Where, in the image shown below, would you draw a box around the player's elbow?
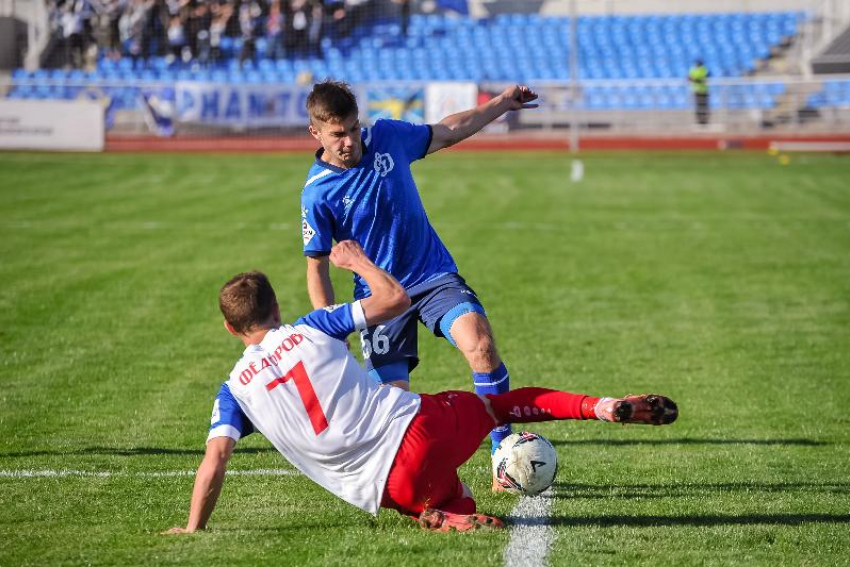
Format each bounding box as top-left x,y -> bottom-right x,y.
433,123 -> 464,151
204,438 -> 235,469
386,288 -> 411,318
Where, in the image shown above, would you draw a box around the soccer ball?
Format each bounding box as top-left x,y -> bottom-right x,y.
492,431 -> 558,496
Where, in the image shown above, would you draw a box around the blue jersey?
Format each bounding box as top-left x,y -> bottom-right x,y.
301,119 -> 458,300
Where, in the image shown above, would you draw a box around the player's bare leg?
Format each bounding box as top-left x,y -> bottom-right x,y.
449,312 -> 512,492
449,312 -> 501,374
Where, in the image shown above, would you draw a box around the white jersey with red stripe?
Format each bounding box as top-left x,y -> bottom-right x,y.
217,301 -> 421,515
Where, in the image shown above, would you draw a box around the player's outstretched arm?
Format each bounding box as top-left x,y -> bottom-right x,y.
162,436 -> 235,534
329,240 -> 410,326
427,84 -> 538,154
306,255 -> 335,309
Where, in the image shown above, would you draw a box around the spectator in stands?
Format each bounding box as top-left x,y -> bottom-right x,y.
166,14 -> 188,62
308,0 -> 324,57
92,0 -> 124,62
688,59 -> 710,125
327,0 -> 373,38
185,0 -> 212,62
120,0 -> 154,61
47,0 -> 380,67
266,0 -> 285,59
61,0 -> 89,69
238,0 -> 262,67
393,0 -> 410,37
284,0 -> 322,58
208,0 -> 233,63
323,0 -> 346,39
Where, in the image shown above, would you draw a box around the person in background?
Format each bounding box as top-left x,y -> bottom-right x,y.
688,59 -> 710,126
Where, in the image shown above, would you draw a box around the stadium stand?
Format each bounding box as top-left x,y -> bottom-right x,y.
806,77 -> 850,108
6,8 -> 805,114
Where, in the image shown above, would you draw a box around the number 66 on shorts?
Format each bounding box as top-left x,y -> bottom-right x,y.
360,325 -> 390,358
358,309 -> 420,375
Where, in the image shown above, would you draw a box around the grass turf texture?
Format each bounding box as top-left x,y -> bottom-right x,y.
0,150 -> 848,566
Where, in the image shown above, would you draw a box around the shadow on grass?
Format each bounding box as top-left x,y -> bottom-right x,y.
0,446 -> 279,458
549,438 -> 827,447
509,513 -> 850,528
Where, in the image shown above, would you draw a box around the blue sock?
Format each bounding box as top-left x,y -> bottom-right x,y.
472,363 -> 512,453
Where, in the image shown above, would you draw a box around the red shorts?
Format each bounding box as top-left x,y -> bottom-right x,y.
380,391 -> 496,516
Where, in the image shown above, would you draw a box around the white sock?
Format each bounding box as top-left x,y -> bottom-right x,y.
595,397 -> 615,422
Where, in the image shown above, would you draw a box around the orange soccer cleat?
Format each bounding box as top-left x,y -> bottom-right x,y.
418,509 -> 505,532
596,394 -> 678,425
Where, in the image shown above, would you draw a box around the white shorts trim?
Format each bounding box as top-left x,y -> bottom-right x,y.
207,424 -> 242,443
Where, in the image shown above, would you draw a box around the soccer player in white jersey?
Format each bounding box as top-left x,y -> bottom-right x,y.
301,81 -> 539,479
165,241 -> 679,534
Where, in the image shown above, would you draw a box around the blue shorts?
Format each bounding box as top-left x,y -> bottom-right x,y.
359,273 -> 486,378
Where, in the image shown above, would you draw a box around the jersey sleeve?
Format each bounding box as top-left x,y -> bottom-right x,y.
301,190 -> 335,257
207,382 -> 255,442
382,119 -> 433,162
294,301 -> 367,341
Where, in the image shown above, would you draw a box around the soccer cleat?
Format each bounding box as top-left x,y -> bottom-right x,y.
596,394 -> 678,425
418,509 -> 505,532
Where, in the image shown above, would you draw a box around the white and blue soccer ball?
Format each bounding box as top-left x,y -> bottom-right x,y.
492,431 -> 558,496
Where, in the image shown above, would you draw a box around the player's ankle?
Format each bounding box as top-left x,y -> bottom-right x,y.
592,397 -> 617,422
581,396 -> 602,419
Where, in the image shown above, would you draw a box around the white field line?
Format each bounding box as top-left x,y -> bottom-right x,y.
504,488 -> 555,567
0,468 -> 299,478
0,466 -> 492,479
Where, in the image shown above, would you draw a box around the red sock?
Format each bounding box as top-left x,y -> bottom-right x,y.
486,388 -> 601,424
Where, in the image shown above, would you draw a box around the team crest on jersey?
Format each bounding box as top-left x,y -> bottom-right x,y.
302,220 -> 316,245
374,152 -> 394,177
322,304 -> 344,313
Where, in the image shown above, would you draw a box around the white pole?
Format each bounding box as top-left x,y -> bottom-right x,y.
569,0 -> 583,182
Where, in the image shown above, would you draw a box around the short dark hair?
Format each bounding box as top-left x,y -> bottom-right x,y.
306,80 -> 358,124
219,271 -> 278,334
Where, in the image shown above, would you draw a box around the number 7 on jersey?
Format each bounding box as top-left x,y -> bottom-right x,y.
266,361 -> 329,435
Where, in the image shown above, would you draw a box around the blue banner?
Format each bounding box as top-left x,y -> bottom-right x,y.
176,83 -> 312,128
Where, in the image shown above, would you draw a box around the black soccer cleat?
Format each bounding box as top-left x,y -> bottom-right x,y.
615,394 -> 678,425
598,394 -> 678,425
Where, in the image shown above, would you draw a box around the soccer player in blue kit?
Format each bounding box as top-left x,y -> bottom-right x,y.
300,81 -> 538,480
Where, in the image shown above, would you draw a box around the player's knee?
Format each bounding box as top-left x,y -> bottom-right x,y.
457,331 -> 499,368
448,312 -> 492,351
461,333 -> 495,358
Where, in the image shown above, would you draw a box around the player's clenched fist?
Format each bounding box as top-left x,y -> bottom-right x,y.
502,85 -> 539,110
329,240 -> 372,272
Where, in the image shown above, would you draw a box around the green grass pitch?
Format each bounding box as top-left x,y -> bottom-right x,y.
0,150 -> 848,566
